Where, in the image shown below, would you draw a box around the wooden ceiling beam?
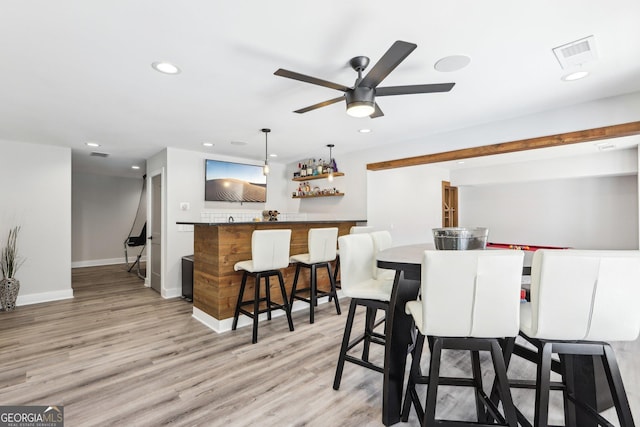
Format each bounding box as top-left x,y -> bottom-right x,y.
366,121 -> 640,171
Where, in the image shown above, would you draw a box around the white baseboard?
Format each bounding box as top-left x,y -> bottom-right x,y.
16,289 -> 74,306
162,287 -> 182,299
72,256 -> 147,268
192,292 -> 343,334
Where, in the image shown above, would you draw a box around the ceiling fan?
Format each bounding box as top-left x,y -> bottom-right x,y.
274,40 -> 455,118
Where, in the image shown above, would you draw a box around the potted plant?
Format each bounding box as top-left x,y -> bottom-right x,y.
1,226 -> 25,311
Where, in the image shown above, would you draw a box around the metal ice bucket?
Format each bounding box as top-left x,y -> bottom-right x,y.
432,227 -> 488,250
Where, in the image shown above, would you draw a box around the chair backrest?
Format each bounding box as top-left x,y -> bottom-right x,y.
338,233 -> 375,294
421,250 -> 524,338
528,249 -> 640,341
307,227 -> 338,263
350,226 -> 374,234
251,229 -> 292,271
370,230 -> 394,280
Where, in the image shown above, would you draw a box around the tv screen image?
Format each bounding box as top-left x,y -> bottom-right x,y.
205,159 -> 266,202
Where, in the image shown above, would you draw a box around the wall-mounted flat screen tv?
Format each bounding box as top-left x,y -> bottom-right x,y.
205,159 -> 266,202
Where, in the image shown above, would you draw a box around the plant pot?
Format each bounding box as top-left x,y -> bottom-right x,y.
0,278 -> 20,311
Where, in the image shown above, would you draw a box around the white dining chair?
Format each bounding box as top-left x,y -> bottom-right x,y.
402,249 -> 524,427
333,232 -> 394,390
290,227 -> 340,323
510,249 -> 640,427
231,229 -> 294,344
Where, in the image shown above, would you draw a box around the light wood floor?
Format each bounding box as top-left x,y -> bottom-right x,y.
0,264 -> 637,426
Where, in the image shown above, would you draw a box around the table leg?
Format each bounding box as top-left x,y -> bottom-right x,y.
382,270 -> 421,426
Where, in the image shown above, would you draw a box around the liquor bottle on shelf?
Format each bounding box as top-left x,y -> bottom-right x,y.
306,160 -> 313,177
300,162 -> 307,177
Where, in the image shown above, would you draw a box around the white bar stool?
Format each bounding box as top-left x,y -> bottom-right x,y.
505,249 -> 640,427
333,232 -> 395,390
290,227 -> 340,324
402,249 -> 524,427
231,229 -> 294,344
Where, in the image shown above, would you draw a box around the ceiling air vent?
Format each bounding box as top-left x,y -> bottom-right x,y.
553,35 -> 597,69
90,152 -> 109,158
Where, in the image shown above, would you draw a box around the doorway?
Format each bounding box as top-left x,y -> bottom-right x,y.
442,181 -> 458,227
150,173 -> 162,293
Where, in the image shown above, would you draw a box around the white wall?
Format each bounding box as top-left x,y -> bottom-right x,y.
367,165 -> 450,245
72,172 -> 145,266
149,147 -> 289,298
0,139 -> 73,305
459,175 -> 638,249
344,91 -> 640,249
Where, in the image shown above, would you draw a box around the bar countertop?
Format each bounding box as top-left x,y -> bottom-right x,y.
177,219 -> 366,225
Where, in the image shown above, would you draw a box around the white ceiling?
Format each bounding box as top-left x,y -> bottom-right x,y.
2,1 -> 640,178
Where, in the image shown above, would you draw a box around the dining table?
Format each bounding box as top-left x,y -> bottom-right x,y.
375,242 -> 612,427
376,243 -> 431,426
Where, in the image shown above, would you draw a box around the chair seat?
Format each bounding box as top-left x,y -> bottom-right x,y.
234,260 -> 260,273
405,300 -> 423,334
342,277 -> 393,301
290,252 -> 336,264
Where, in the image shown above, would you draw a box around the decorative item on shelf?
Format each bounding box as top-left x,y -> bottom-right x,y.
261,128 -> 270,176
326,144 -> 335,181
1,226 -> 25,312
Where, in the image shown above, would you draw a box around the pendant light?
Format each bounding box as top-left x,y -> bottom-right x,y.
261,128 -> 271,175
326,144 -> 335,182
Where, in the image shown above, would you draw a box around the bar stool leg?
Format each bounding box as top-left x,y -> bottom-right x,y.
277,271 -> 294,332
534,342 -> 553,427
309,264 -> 316,323
559,353 -> 577,427
333,299 -> 357,390
602,344 -> 635,427
471,350 -> 486,421
290,264 -> 301,306
252,274 -> 261,344
424,337 -> 443,426
401,332 -> 425,422
326,263 -> 341,315
362,307 -> 375,361
489,340 -> 518,427
265,275 -> 272,320
232,272 -> 248,331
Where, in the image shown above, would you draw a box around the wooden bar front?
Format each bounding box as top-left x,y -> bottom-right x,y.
186,220 -> 360,320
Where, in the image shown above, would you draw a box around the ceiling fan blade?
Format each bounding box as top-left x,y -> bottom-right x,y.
376,82 -> 456,96
294,96 -> 345,114
358,40 -> 417,89
275,69 -> 350,92
370,103 -> 384,118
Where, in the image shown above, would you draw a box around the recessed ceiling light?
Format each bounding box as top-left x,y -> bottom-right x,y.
202,142 -> 214,147
269,153 -> 278,158
561,71 -> 589,81
131,165 -> 141,170
434,55 -> 471,72
85,142 -> 100,147
230,141 -> 247,146
358,129 -> 371,133
151,61 -> 181,75
457,160 -> 465,164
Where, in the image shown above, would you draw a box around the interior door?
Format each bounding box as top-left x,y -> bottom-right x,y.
150,174 -> 162,293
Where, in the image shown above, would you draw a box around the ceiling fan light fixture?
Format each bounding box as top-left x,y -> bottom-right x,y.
346,86 -> 375,118
346,102 -> 375,118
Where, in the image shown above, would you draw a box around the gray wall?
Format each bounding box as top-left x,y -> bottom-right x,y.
72,172 -> 145,266
0,139 -> 72,305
